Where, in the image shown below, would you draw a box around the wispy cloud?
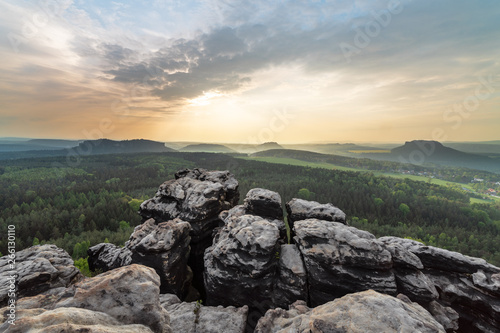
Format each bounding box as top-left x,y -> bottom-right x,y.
0,0 -> 499,141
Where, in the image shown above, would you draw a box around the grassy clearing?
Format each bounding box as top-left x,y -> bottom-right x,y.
240,156 -> 500,203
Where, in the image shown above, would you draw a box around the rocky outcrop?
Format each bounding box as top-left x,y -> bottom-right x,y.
0,245 -> 82,306
273,244 -> 307,309
136,168 -> 240,298
294,218 -> 397,305
5,170 -> 500,333
139,168 -> 239,242
204,214 -> 280,307
161,294 -> 248,333
88,218 -> 192,297
244,188 -> 283,220
286,198 -> 346,231
380,236 -> 500,332
1,263 -> 172,333
0,307 -> 155,333
254,290 -> 445,333
87,243 -> 132,272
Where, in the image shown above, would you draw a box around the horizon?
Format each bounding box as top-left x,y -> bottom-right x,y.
1,1 -> 499,143
2,136 -> 500,146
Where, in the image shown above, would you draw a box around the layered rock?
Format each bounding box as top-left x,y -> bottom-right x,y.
204,214 -> 280,307
273,244 -> 308,309
137,168 -> 240,298
88,218 -> 192,297
0,245 -> 82,306
0,246 -> 172,333
286,198 -> 346,233
254,290 -> 445,333
0,307 -> 155,333
380,236 -> 500,332
161,294 -> 248,333
293,218 -> 397,305
139,168 -> 239,242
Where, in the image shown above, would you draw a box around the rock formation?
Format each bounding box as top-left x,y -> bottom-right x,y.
254,290 -> 446,333
88,168 -> 240,299
88,218 -> 192,297
3,169 -> 500,332
161,294 -> 248,333
0,244 -> 83,306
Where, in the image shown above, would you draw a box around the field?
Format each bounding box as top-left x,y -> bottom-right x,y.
240,156 -> 500,203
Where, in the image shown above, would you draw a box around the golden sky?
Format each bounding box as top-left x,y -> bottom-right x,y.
0,0 -> 499,144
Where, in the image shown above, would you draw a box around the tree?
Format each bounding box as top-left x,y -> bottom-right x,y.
33,237 -> 40,246
374,198 -> 384,206
297,188 -> 314,200
399,203 -> 410,217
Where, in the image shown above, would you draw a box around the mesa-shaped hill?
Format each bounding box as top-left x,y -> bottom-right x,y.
254,142 -> 284,151
76,139 -> 176,154
179,143 -> 237,153
392,140 -> 500,172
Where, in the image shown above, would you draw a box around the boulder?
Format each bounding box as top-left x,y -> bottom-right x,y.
428,301 -> 460,332
425,269 -> 500,332
0,307 -> 154,333
87,243 -> 132,272
255,290 -> 445,333
88,219 -> 192,298
162,296 -> 248,333
0,245 -> 82,306
139,168 -> 239,242
379,236 -> 500,274
127,219 -> 192,297
244,188 -> 283,220
286,198 -> 346,232
204,214 -> 280,308
394,268 -> 439,304
54,264 -> 171,333
293,219 -> 396,305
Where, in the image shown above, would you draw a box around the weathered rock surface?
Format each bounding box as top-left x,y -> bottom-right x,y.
204,214 -> 280,308
139,168 -> 239,242
379,236 -> 500,274
54,264 -> 171,333
0,307 -> 154,333
273,244 -> 307,309
255,290 -> 445,333
87,242 -> 132,272
428,301 -> 460,332
380,236 -> 500,332
244,188 -> 283,220
161,294 -> 248,333
294,219 -> 396,305
88,218 -> 192,297
0,245 -> 82,306
286,198 -> 346,232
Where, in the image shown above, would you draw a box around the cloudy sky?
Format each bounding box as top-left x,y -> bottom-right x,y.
0,0 -> 499,143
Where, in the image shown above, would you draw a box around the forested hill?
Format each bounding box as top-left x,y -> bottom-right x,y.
252,148 -> 500,182
76,139 -> 175,154
0,152 -> 499,265
392,140 -> 500,172
0,139 -> 175,160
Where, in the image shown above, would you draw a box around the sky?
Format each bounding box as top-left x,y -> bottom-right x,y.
0,0 -> 499,144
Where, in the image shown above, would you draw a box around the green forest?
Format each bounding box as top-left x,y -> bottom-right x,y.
1,152 -> 499,266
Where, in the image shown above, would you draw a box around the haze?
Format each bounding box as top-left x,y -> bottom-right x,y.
0,0 -> 499,144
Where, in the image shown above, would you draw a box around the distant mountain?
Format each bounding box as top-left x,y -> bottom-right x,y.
391,140 -> 500,172
443,142 -> 500,155
0,139 -> 81,152
77,139 -> 175,154
179,144 -> 236,153
255,142 -> 284,151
